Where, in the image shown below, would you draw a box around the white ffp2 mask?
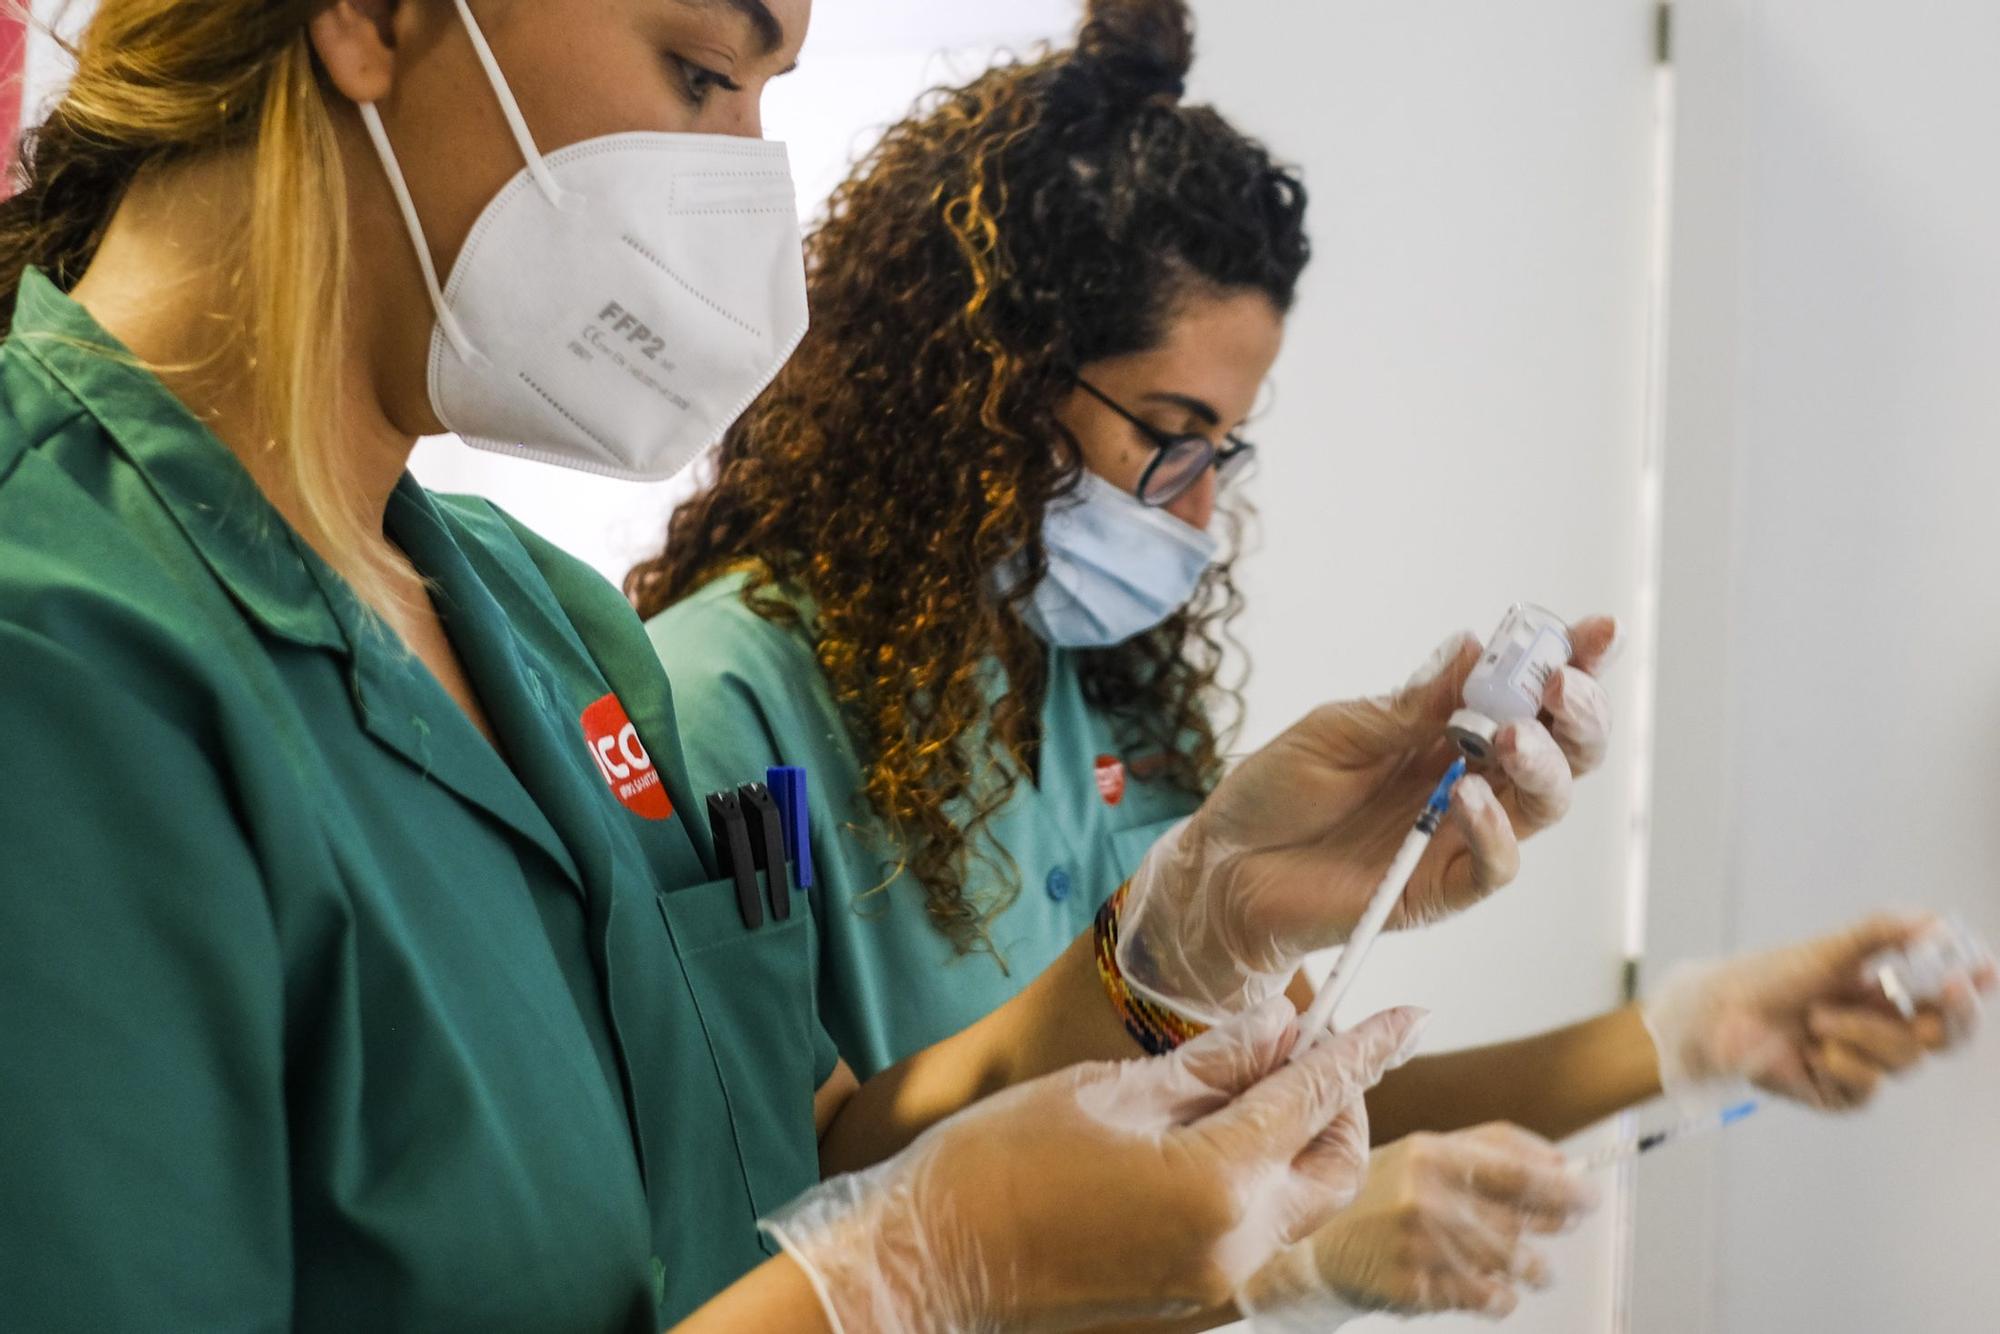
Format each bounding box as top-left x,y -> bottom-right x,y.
1000,471 -> 1221,649
360,0 -> 809,482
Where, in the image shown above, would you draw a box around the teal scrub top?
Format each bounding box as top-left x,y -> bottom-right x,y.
0,272 -> 838,1332
645,571 -> 1203,1079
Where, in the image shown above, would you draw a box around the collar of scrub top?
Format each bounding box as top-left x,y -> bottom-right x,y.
5,271 -> 607,897
10,269 -> 349,652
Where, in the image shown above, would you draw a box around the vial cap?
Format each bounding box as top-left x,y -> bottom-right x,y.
1447,708 -> 1501,761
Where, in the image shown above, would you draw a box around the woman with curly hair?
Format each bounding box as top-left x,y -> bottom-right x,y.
632,0 -> 1989,1322
631,0 -> 1309,1078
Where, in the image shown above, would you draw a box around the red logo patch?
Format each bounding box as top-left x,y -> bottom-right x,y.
1094,754 -> 1127,807
581,694 -> 673,821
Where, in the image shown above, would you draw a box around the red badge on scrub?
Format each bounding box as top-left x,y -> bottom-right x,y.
1094,754 -> 1127,807
581,694 -> 674,821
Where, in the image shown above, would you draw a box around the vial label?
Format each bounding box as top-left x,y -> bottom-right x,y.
1461,605 -> 1575,740
1508,627 -> 1571,701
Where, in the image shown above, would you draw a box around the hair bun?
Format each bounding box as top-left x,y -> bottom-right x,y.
1074,0 -> 1195,105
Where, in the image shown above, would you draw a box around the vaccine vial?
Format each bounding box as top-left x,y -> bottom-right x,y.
1864,918 -> 1992,1019
1447,604 -> 1572,761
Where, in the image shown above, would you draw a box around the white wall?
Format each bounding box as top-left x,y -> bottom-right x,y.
21,0 -> 85,120
1634,2 -> 2000,1331
1187,3 -> 1662,1331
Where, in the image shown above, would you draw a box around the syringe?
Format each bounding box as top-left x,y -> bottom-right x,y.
1293,759 -> 1468,1060
1569,1100 -> 1760,1174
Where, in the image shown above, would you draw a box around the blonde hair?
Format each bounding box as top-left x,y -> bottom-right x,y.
0,1 -> 414,612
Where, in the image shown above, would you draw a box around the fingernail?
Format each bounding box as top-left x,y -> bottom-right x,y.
1545,663 -> 1570,709
1502,723 -> 1567,789
1551,666 -> 1610,728
1407,630 -> 1478,690
1598,618 -> 1628,670
1455,774 -> 1501,819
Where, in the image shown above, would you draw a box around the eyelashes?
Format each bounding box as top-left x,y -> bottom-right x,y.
670,54 -> 743,107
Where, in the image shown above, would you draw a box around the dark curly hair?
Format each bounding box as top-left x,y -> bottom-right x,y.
627,0 -> 1311,958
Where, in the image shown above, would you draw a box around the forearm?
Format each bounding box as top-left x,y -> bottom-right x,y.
674,1255 -> 834,1333
820,929 -> 1139,1174
1366,1005 -> 1664,1144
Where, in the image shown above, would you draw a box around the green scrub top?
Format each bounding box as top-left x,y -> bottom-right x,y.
645,571 -> 1203,1079
0,272 -> 838,1332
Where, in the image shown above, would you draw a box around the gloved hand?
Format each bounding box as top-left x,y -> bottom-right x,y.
763,999 -> 1428,1333
1643,914 -> 1997,1111
1236,1123 -> 1600,1329
1120,618 -> 1620,1023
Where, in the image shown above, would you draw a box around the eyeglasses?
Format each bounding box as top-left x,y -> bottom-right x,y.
1075,378 -> 1258,508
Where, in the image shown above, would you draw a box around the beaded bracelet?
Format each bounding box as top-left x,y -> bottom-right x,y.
1093,881 -> 1209,1056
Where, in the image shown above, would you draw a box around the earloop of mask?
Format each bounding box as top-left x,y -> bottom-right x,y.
359,102 -> 488,370
451,0 -> 579,211
359,0 -> 582,371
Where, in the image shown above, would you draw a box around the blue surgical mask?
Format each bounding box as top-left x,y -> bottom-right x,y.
999,471 -> 1221,648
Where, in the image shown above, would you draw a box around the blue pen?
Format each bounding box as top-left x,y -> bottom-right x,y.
1294,759 -> 1468,1059
766,765 -> 814,892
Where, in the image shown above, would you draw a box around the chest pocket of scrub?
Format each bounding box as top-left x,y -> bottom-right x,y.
658,877 -> 822,1246
1109,816 -> 1190,885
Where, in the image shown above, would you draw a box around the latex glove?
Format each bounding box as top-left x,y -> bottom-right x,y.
1237,1123 -> 1599,1329
1643,914 -> 1997,1111
763,1000 -> 1428,1333
1120,618 -> 1620,1023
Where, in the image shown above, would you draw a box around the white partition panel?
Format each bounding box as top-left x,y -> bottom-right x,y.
1635,1 -> 2000,1330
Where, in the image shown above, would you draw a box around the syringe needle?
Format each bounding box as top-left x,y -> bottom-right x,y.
1293,759 -> 1467,1060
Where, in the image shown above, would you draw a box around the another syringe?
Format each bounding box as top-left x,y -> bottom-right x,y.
1569,1100 -> 1760,1175
1293,759 -> 1468,1060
